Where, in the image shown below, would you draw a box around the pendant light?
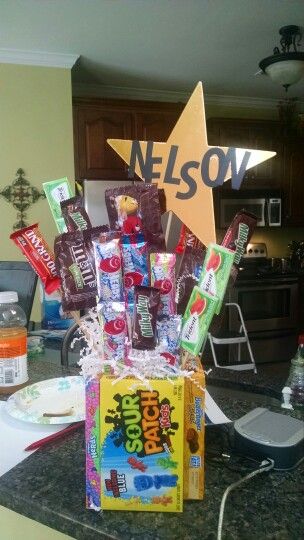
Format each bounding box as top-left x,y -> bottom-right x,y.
259,26 -> 304,92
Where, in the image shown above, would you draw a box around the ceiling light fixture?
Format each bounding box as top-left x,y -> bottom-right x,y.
258,25 -> 304,92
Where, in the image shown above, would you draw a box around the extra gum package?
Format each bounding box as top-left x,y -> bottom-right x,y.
99,376 -> 184,512
182,355 -> 205,500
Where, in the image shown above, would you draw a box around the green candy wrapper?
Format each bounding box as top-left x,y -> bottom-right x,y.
198,243 -> 235,315
43,177 -> 73,233
180,287 -> 218,356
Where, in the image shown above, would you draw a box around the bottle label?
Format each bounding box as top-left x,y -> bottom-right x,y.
0,335 -> 28,387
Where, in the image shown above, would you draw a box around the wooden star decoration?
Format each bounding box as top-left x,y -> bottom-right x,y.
0,168 -> 46,230
107,82 -> 276,246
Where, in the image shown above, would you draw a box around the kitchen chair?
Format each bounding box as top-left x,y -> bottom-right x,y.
61,321 -> 81,367
208,303 -> 257,373
0,261 -> 37,329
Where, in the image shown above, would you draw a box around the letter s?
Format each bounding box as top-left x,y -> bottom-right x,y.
177,161 -> 199,200
126,439 -> 143,454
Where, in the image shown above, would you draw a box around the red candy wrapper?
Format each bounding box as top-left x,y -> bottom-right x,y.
105,183 -> 165,252
10,224 -> 60,294
150,252 -> 176,317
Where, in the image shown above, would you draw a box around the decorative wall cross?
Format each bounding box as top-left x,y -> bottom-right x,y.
0,168 -> 46,230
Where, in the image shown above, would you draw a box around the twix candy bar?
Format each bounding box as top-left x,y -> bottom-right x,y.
10,224 -> 61,294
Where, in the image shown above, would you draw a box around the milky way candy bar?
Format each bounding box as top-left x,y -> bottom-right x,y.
132,286 -> 160,350
61,196 -> 92,232
221,210 -> 257,266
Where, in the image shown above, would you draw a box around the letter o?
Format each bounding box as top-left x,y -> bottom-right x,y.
126,424 -> 142,440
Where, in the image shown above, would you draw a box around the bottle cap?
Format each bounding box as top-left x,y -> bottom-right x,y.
0,291 -> 18,304
298,334 -> 304,345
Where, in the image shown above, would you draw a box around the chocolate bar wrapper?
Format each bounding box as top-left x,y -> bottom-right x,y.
105,183 -> 165,251
132,286 -> 160,350
54,227 -> 106,311
182,356 -> 205,500
121,233 -> 149,310
85,377 -> 101,511
61,195 -> 92,232
221,210 -> 257,266
176,239 -> 206,316
150,252 -> 176,317
98,302 -> 127,364
99,376 -> 184,512
93,237 -> 124,303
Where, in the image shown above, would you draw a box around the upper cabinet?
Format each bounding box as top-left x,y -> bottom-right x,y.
73,98 -> 182,181
284,136 -> 304,226
207,118 -> 284,190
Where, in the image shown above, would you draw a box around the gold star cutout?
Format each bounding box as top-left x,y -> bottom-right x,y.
108,82 -> 275,246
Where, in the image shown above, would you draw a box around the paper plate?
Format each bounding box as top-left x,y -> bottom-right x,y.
6,376 -> 85,424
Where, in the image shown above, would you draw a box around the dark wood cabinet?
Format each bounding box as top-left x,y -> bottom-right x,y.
207,118 -> 284,190
283,137 -> 304,226
73,98 -> 182,181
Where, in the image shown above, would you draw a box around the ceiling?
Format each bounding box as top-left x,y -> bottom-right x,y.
1,0 -> 304,102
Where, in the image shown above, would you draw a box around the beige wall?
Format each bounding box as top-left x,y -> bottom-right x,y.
0,64 -> 75,320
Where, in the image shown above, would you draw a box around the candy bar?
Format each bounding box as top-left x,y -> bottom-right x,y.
121,233 -> 149,310
176,235 -> 206,315
98,302 -> 127,363
180,287 -> 218,356
43,177 -> 73,233
132,286 -> 160,350
10,224 -> 60,294
61,195 -> 92,232
198,243 -> 235,315
105,183 -> 165,251
93,237 -> 124,303
85,377 -> 101,511
150,252 -> 176,317
221,210 -> 257,266
54,229 -> 98,311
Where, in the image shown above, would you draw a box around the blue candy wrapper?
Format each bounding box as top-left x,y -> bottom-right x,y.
93,237 -> 124,303
121,233 -> 149,310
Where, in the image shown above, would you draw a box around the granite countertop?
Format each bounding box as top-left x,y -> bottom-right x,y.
0,356 -> 303,540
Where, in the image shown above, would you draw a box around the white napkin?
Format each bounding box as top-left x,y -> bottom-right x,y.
205,390 -> 231,425
0,401 -> 64,476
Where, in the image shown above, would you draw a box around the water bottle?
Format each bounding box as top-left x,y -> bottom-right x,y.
0,291 -> 28,394
282,336 -> 304,410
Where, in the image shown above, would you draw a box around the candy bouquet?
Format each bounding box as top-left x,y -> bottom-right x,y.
10,176 -> 257,513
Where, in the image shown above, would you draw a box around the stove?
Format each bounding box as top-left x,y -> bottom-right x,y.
229,243 -> 299,363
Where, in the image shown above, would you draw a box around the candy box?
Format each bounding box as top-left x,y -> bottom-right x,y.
198,243 -> 235,315
85,377 -> 101,511
182,355 -> 205,500
99,376 -> 184,512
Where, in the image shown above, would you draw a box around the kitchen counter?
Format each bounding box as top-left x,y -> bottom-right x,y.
0,356 -> 303,540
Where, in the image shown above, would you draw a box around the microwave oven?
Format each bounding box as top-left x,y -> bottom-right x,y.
220,197 -> 281,228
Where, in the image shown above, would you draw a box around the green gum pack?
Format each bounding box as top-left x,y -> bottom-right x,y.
180,286 -> 218,356
43,177 -> 73,233
198,243 -> 235,315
